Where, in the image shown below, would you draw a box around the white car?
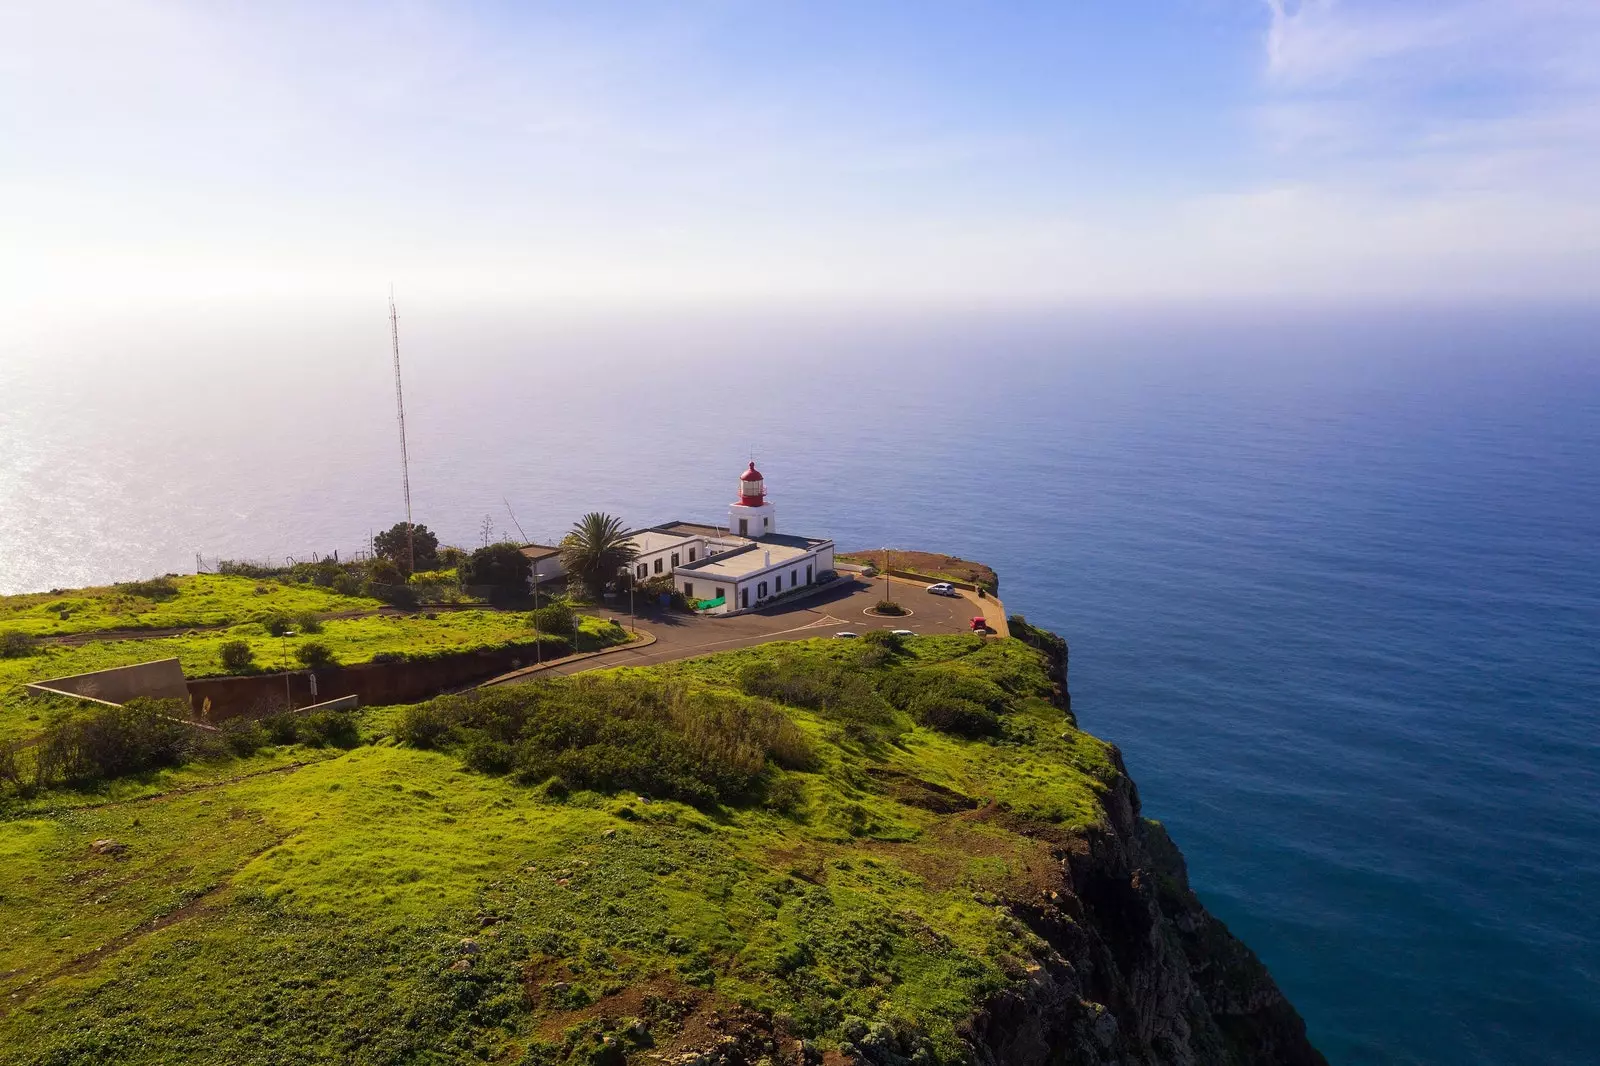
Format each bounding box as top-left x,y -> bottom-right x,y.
926,582 -> 959,597
834,631 -> 859,639
890,629 -> 915,637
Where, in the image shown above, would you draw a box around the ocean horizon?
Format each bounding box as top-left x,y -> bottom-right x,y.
2,302 -> 1597,1064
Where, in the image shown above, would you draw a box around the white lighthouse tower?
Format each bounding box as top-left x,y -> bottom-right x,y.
728,461 -> 776,539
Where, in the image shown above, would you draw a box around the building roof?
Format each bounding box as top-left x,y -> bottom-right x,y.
740,462 -> 764,482
642,520 -> 728,539
518,544 -> 561,561
628,529 -> 696,555
677,539 -> 823,580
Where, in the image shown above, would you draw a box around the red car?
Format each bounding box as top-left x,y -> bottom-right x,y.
969,616 -> 990,633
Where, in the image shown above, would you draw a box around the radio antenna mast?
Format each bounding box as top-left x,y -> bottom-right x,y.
503,498 -> 530,544
389,287 -> 415,572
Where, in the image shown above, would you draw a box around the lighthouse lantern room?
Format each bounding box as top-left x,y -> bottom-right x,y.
729,461 -> 776,539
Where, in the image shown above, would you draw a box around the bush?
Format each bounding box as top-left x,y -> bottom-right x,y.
295,641 -> 338,669
220,717 -> 268,756
399,677 -> 815,807
332,572 -> 364,596
114,576 -> 179,600
530,601 -> 576,634
31,698 -> 195,787
737,652 -> 899,740
0,630 -> 37,658
296,709 -> 360,749
395,703 -> 451,748
218,640 -> 256,673
293,612 -> 324,634
254,612 -> 293,637
859,629 -> 905,651
365,581 -> 419,609
873,600 -> 906,616
907,694 -> 1000,738
763,774 -> 806,816
261,714 -> 300,745
370,650 -> 409,664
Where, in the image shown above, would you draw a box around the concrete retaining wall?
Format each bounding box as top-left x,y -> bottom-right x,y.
188,638 -> 572,720
26,658 -> 189,705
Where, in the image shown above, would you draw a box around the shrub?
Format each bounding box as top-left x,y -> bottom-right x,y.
463,736 -> 516,774
220,717 -> 268,756
114,576 -> 180,600
217,560 -> 287,579
261,714 -> 300,745
365,581 -> 419,609
0,630 -> 37,658
0,740 -> 21,790
395,703 -> 451,748
737,652 -> 899,740
332,572 -> 364,596
297,709 -> 360,749
254,612 -> 294,637
400,677 -> 815,807
31,698 -> 195,787
763,774 -> 806,816
370,650 -> 409,664
873,600 -> 906,616
530,601 -> 576,634
294,641 -> 338,669
293,612 -> 325,634
907,694 -> 1000,738
218,640 -> 256,673
879,665 -> 1009,717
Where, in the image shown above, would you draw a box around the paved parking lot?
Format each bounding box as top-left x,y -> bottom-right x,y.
551,575 -> 1004,675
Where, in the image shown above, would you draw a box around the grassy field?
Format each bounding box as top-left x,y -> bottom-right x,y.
0,613 -> 626,745
836,551 -> 999,593
0,573 -> 388,638
0,633 -> 1121,1066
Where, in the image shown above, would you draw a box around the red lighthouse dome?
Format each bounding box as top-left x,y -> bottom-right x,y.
737,462 -> 765,506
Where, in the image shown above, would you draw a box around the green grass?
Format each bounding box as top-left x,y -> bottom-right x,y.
0,633 -> 1119,1066
0,574 -> 385,638
0,612 -> 630,745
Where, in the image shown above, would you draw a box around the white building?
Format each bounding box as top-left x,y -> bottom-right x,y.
627,462 -> 835,614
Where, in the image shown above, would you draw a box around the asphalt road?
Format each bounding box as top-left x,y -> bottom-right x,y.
547,575 -> 997,675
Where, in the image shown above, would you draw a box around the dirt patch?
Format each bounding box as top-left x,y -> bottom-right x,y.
864,768 -> 978,814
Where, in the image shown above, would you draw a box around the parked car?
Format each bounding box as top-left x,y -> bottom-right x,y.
969,617 -> 990,633
890,629 -> 915,637
926,582 -> 958,596
834,631 -> 859,639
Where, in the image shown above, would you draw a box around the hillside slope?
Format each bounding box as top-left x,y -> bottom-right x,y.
0,632 -> 1323,1065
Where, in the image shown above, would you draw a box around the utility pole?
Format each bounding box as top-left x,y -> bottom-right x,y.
389,289 -> 415,573
281,628 -> 296,712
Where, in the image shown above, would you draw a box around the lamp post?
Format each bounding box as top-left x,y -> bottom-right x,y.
883,546 -> 892,609
279,628 -> 297,712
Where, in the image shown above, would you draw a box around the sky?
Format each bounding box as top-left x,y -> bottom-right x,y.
2,0 -> 1599,315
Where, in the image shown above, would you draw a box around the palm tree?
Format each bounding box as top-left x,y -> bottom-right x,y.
560,512 -> 637,599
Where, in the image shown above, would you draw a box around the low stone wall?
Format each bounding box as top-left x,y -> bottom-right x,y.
26,658 -> 190,705
189,639 -> 571,721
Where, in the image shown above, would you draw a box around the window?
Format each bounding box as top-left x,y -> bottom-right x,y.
684,583 -> 694,599
763,517 -> 769,528
758,581 -> 768,599
775,575 -> 782,592
741,588 -> 749,608
636,564 -> 647,579
688,548 -> 697,562
654,558 -> 663,574
715,586 -> 724,599
791,569 -> 798,587
671,552 -> 680,567
806,564 -> 813,583
739,518 -> 748,536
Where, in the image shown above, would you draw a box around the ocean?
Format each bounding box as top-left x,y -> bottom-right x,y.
2,303 -> 1597,1064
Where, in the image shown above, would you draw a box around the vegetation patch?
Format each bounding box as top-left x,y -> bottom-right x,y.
0,632 -> 1122,1066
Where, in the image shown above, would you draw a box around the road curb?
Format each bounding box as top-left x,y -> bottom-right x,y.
478,629 -> 657,687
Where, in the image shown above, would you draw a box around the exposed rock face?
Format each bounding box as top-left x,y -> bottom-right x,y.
957,756 -> 1327,1066
956,621 -> 1326,1066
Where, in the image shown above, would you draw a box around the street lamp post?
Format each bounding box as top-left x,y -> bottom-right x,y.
883,546 -> 892,608
280,628 -> 297,712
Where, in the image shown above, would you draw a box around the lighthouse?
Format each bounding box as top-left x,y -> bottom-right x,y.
728,461 -> 776,539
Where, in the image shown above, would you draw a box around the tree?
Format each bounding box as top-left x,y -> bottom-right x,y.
372,522 -> 439,573
459,542 -> 532,602
559,512 -> 637,599
218,640 -> 255,673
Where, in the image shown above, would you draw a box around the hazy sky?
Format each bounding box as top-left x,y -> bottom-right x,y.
3,0 -> 1599,313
